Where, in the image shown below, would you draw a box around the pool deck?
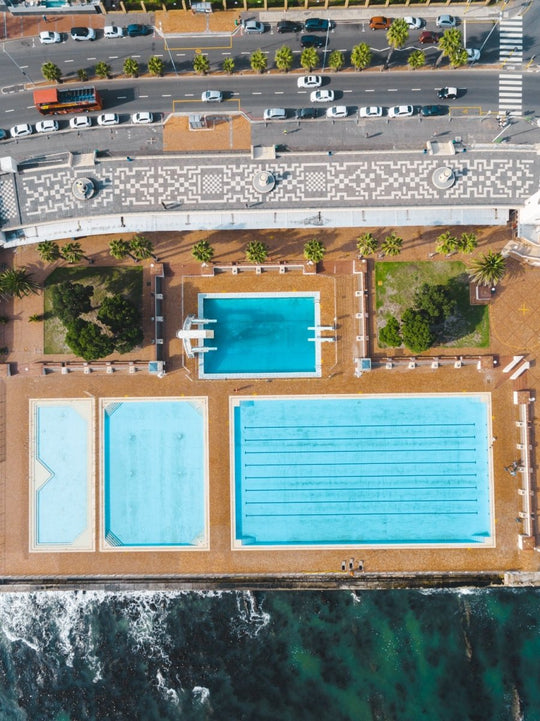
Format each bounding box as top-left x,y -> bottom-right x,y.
1,224 -> 539,581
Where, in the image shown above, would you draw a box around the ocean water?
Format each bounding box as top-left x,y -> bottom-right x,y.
0,588 -> 538,720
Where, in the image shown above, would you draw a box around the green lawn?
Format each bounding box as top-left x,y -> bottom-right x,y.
43,266 -> 143,355
375,260 -> 489,349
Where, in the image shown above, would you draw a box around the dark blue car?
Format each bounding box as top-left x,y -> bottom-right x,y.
127,24 -> 152,37
303,18 -> 335,32
300,34 -> 326,48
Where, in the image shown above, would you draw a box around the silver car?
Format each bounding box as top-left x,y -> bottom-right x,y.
201,90 -> 223,103
310,89 -> 335,103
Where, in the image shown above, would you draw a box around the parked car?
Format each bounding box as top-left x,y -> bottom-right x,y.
104,25 -> 124,39
359,106 -> 383,118
243,20 -> 265,34
326,106 -> 347,119
126,24 -> 152,37
10,123 -> 33,138
277,20 -> 302,33
36,119 -> 59,133
132,112 -> 154,124
296,108 -> 319,119
263,108 -> 287,120
97,113 -> 120,126
310,89 -> 334,103
466,48 -> 481,62
0,129 -> 7,140
303,18 -> 335,32
201,90 -> 223,103
297,75 -> 322,89
39,30 -> 61,44
436,14 -> 457,28
369,17 -> 392,30
420,105 -> 448,117
70,27 -> 96,41
404,17 -> 423,30
388,105 -> 414,118
69,116 -> 92,129
437,86 -> 458,100
419,31 -> 441,44
300,35 -> 326,48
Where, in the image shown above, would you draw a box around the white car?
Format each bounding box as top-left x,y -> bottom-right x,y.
69,115 -> 92,129
310,89 -> 334,103
70,26 -> 96,41
39,31 -> 62,44
466,48 -> 481,62
389,105 -> 414,118
97,113 -> 120,126
104,25 -> 124,39
359,106 -> 383,118
243,20 -> 265,33
263,108 -> 287,120
404,17 -> 423,30
36,119 -> 59,133
132,112 -> 153,124
297,75 -> 322,89
10,123 -> 33,138
201,90 -> 223,103
436,15 -> 457,28
326,106 -> 347,119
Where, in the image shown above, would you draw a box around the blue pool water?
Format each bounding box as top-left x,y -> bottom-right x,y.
234,395 -> 492,546
199,293 -> 319,378
103,400 -> 207,547
36,405 -> 89,546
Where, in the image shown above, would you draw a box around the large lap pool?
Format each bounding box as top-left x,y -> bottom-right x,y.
232,394 -> 493,547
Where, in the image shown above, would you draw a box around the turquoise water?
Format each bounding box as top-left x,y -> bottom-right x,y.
103,400 -> 206,546
199,293 -> 318,377
36,405 -> 88,545
234,395 -> 491,545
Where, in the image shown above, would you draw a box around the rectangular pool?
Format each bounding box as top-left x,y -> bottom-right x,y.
232,394 -> 493,547
198,292 -> 321,378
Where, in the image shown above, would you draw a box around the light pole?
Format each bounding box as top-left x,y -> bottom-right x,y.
322,22 -> 331,71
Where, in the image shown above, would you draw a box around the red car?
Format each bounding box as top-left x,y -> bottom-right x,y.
419,31 -> 441,44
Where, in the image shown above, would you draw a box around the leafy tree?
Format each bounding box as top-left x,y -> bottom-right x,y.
386,18 -> 409,65
436,231 -> 458,255
109,239 -> 135,261
192,239 -> 214,265
400,308 -> 433,353
222,57 -> 235,75
379,315 -> 401,347
351,43 -> 371,71
413,283 -> 456,323
95,61 -> 112,79
51,281 -> 93,324
356,232 -> 378,257
250,49 -> 268,74
468,251 -> 506,287
328,50 -> 345,72
147,56 -> 164,77
303,239 -> 326,264
408,50 -> 426,70
193,53 -> 210,75
65,318 -> 114,361
246,241 -> 268,264
0,268 -> 39,299
77,68 -> 88,82
97,295 -> 143,353
300,47 -> 319,72
130,234 -> 158,262
458,232 -> 478,254
123,57 -> 139,78
274,45 -> 294,72
37,241 -> 61,263
381,232 -> 403,257
41,61 -> 62,83
60,241 -> 90,264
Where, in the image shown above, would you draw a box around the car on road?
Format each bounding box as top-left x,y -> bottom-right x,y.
132,112 -> 154,124
69,116 -> 92,129
70,27 -> 96,41
369,16 -> 392,30
97,113 -> 120,126
303,18 -> 335,32
436,14 -> 457,28
126,24 -> 152,37
466,48 -> 481,62
201,90 -> 223,103
420,105 -> 448,117
359,106 -> 383,118
404,17 -> 423,30
10,123 -> 33,138
243,20 -> 265,33
263,108 -> 287,121
300,35 -> 326,48
297,75 -> 322,89
326,106 -> 347,119
104,25 -> 124,39
437,86 -> 458,100
419,31 -> 441,44
277,20 -> 302,33
388,105 -> 414,118
36,119 -> 59,133
39,31 -> 62,44
296,108 -> 319,119
310,89 -> 334,103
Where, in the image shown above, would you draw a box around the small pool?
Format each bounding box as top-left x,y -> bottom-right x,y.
198,292 -> 321,378
233,394 -> 493,547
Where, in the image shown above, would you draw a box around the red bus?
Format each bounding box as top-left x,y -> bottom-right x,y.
34,86 -> 102,115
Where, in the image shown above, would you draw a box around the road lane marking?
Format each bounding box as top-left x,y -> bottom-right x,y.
64,59 -> 74,63
139,94 -> 148,98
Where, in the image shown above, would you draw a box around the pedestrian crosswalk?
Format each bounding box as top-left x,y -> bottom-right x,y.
499,17 -> 523,64
499,74 -> 522,115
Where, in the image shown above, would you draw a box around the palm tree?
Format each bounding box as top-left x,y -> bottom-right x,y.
147,56 -> 165,77
435,231 -> 458,255
437,28 -> 462,67
246,241 -> 268,264
193,52 -> 210,75
274,45 -> 294,72
0,268 -> 39,299
77,68 -> 88,82
123,58 -> 139,78
41,61 -> 62,83
222,58 -> 235,75
130,234 -> 158,262
61,241 -> 93,264
95,61 -> 112,79
192,239 -> 214,265
328,50 -> 345,72
350,43 -> 371,71
37,241 -> 61,263
300,47 -> 319,72
356,232 -> 378,257
408,50 -> 426,70
381,232 -> 403,257
386,18 -> 409,67
303,239 -> 325,265
109,239 -> 135,261
449,47 -> 468,68
250,49 -> 268,74
458,232 -> 478,254
468,251 -> 506,287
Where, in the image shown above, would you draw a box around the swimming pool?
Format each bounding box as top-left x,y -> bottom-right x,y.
232,394 -> 493,547
198,293 -> 321,378
102,398 -> 208,549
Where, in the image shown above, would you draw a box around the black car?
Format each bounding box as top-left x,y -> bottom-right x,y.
296,108 -> 319,119
437,86 -> 458,100
420,105 -> 448,117
126,24 -> 152,37
277,20 -> 302,33
300,34 -> 326,48
303,18 -> 336,32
